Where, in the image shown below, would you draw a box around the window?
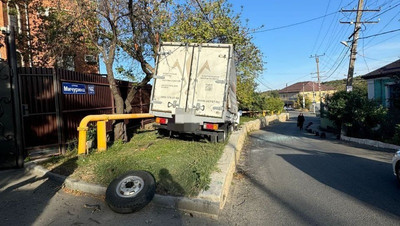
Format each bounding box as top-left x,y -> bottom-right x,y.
16,51 -> 23,67
8,3 -> 21,33
57,55 -> 75,71
389,83 -> 400,109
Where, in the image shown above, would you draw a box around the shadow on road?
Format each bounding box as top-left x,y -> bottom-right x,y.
247,117 -> 400,220
248,114 -> 400,218
0,158 -> 78,225
278,150 -> 400,217
235,164 -> 334,225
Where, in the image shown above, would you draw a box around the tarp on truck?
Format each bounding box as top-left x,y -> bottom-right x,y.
151,42 -> 237,119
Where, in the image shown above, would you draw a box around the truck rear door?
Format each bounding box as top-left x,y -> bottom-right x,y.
187,45 -> 231,118
151,44 -> 192,114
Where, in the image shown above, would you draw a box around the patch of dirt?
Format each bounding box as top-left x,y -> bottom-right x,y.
233,172 -> 245,180
63,187 -> 105,200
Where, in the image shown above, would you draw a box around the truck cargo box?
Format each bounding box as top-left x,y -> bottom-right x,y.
150,42 -> 238,142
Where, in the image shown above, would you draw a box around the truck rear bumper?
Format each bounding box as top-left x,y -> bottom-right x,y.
154,123 -> 222,137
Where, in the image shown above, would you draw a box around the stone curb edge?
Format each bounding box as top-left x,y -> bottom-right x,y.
27,113 -> 290,218
340,135 -> 400,151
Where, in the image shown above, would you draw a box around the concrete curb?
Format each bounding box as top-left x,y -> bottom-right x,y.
27,113 -> 290,218
341,135 -> 400,151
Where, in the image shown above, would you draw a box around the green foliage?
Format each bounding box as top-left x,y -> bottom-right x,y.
265,97 -> 284,113
40,131 -> 225,197
268,90 -> 280,98
296,94 -> 312,109
322,76 -> 367,92
325,89 -> 386,138
251,93 -> 283,113
162,0 -> 263,110
390,124 -> 400,145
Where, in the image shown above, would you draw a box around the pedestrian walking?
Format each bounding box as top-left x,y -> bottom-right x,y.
297,113 -> 305,130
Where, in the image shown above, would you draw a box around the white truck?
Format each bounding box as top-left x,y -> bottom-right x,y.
150,42 -> 239,142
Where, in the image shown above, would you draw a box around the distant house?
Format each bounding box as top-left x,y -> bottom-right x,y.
362,59 -> 400,108
279,81 -> 336,108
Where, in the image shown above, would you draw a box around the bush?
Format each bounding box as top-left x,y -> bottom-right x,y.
325,89 -> 386,138
250,93 -> 284,114
265,97 -> 284,113
296,94 -> 312,109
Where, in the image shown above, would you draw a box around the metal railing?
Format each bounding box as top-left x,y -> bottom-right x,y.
77,113 -> 154,155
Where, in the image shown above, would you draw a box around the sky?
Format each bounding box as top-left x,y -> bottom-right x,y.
99,0 -> 400,92
228,0 -> 400,91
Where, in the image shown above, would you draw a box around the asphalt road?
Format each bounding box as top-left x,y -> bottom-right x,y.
219,111 -> 400,225
2,112 -> 400,225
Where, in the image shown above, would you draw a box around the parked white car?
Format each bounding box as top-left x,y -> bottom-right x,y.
392,150 -> 400,183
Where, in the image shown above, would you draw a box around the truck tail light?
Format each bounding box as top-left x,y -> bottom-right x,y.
155,117 -> 168,125
204,123 -> 218,130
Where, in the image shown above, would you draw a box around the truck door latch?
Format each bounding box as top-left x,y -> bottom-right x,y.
195,103 -> 205,111
168,100 -> 178,108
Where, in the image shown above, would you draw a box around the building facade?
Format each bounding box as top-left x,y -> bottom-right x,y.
362,59 -> 400,108
279,81 -> 336,109
0,0 -> 98,73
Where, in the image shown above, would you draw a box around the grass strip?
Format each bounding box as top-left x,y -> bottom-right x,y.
40,130 -> 225,197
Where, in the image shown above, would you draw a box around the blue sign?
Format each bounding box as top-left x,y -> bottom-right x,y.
62,82 -> 86,94
88,85 -> 95,95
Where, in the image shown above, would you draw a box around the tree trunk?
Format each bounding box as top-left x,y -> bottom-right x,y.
106,61 -> 127,141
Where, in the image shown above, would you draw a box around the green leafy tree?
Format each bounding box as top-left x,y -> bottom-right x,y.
265,97 -> 284,113
30,0 -> 263,140
325,89 -> 386,138
34,0 -> 171,140
162,0 -> 263,110
268,90 -> 280,98
296,94 -> 312,109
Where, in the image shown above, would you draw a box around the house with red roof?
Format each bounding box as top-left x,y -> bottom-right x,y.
279,81 -> 336,109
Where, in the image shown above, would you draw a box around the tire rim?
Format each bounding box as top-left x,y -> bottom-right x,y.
116,176 -> 144,198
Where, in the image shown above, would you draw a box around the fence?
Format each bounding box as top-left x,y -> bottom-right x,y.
18,67 -> 151,157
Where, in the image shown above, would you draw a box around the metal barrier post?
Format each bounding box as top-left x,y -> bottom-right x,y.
97,120 -> 107,151
77,113 -> 154,155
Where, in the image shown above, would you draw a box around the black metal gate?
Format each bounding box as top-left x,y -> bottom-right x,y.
0,62 -> 24,168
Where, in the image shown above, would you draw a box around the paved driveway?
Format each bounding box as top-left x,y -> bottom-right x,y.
219,112 -> 400,225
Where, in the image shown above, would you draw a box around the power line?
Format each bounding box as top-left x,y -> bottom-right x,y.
323,48 -> 350,81
311,0 -> 332,54
315,0 -> 343,54
359,28 -> 400,39
364,9 -> 400,47
366,2 -> 400,20
256,77 -> 273,90
364,32 -> 400,50
194,0 -> 217,30
251,11 -> 338,34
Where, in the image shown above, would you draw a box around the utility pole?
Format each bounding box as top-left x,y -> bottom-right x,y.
312,82 -> 315,114
302,83 -> 305,109
310,54 -> 324,110
340,0 -> 379,92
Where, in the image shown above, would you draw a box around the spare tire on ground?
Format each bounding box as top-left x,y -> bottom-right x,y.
106,170 -> 156,214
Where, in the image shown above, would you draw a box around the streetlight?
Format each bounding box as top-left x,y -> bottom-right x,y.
340,40 -> 350,47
